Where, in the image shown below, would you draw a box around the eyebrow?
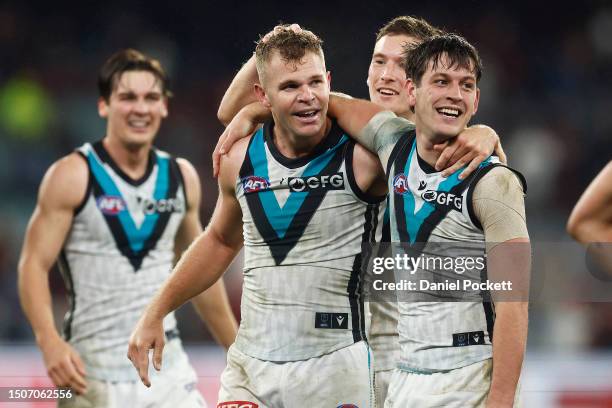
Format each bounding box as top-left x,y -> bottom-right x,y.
278,74 -> 324,88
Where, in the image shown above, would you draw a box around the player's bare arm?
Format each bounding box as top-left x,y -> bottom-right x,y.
128,140 -> 247,387
352,143 -> 387,197
327,93 -> 505,178
473,167 -> 530,407
567,161 -> 612,243
17,153 -> 89,395
174,158 -> 238,349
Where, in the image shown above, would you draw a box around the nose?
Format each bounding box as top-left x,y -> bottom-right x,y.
380,61 -> 402,82
447,82 -> 463,101
297,84 -> 315,103
133,98 -> 150,114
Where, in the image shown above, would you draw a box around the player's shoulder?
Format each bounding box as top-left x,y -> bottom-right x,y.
218,136 -> 252,189
352,142 -> 383,170
39,152 -> 89,209
473,165 -> 525,198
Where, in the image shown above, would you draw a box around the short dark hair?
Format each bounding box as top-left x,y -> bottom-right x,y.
376,16 -> 444,43
97,49 -> 171,101
255,25 -> 324,79
404,34 -> 482,86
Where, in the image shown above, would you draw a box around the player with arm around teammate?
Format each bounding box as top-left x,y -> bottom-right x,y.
18,49 -> 237,408
129,27 -> 388,408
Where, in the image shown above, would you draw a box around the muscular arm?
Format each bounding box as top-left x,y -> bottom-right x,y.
128,142 -> 246,386
217,54 -> 260,126
567,161 -> 612,243
174,158 -> 237,349
18,154 -> 88,394
473,167 -> 530,407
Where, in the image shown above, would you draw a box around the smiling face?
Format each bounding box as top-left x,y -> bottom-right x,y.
408,53 -> 480,143
367,34 -> 417,117
98,70 -> 168,149
256,50 -> 330,142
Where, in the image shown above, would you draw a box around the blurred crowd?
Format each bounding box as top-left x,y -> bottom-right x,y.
0,1 -> 611,347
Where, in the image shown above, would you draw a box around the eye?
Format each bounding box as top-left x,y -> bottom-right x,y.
462,82 -> 475,91
372,58 -> 385,65
146,94 -> 162,101
434,79 -> 447,86
310,79 -> 323,86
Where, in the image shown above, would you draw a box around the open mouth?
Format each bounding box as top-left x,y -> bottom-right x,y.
293,109 -> 320,121
436,107 -> 461,118
377,88 -> 399,96
127,119 -> 151,129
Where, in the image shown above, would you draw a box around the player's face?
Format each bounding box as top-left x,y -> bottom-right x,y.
98,70 -> 168,148
367,34 -> 417,117
408,54 -> 480,143
257,51 -> 330,140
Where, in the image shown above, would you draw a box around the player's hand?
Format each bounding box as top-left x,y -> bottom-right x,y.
127,314 -> 165,387
433,125 -> 503,179
212,109 -> 260,177
39,334 -> 87,395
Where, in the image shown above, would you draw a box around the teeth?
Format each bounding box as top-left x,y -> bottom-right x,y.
438,108 -> 460,117
128,120 -> 149,128
296,111 -> 317,117
378,89 -> 398,96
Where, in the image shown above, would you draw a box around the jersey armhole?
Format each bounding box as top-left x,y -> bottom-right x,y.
172,158 -> 189,211
344,141 -> 386,204
73,151 -> 91,216
466,164 -> 528,230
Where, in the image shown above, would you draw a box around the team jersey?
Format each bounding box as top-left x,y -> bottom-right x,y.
234,120 -> 385,361
361,113 -> 526,372
59,141 -> 187,381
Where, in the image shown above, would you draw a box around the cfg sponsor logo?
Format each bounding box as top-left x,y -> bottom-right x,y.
242,176 -> 270,194
393,174 -> 409,195
421,190 -> 463,212
217,402 -> 259,408
288,173 -> 344,192
137,196 -> 184,215
96,195 -> 126,215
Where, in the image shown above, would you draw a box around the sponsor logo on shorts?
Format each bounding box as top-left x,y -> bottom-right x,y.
288,173 -> 344,192
217,402 -> 259,408
453,330 -> 485,347
393,174 -> 409,195
421,190 -> 463,212
241,176 -> 270,194
96,195 -> 126,215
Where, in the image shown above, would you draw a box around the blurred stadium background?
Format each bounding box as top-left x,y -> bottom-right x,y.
1,1 -> 612,406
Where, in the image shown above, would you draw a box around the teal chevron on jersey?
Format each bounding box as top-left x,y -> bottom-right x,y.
87,151 -> 170,252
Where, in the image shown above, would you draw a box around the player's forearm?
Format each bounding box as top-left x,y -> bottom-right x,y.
191,279 -> 238,349
328,93 -> 385,152
17,260 -> 62,345
145,230 -> 241,321
218,54 -> 260,126
568,217 -> 612,243
488,302 -> 528,405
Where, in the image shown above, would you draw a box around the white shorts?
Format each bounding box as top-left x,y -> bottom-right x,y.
58,341 -> 206,408
385,359 -> 520,408
218,341 -> 374,408
374,368 -> 393,408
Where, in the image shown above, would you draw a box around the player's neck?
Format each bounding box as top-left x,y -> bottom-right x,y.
398,109 -> 415,122
272,118 -> 331,158
102,137 -> 151,180
415,129 -> 446,171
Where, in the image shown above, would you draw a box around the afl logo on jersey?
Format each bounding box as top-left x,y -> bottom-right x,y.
242,176 -> 270,194
393,173 -> 409,195
96,195 -> 126,215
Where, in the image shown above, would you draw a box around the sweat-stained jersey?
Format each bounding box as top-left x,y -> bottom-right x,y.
59,141 -> 187,381
234,120 -> 385,361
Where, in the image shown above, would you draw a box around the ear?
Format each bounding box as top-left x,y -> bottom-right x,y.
254,83 -> 271,108
326,71 -> 331,90
406,78 -> 417,107
161,97 -> 169,118
472,87 -> 480,115
98,97 -> 109,118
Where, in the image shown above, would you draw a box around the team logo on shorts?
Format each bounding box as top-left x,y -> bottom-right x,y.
96,195 -> 126,215
217,402 -> 259,408
393,173 -> 409,195
241,176 -> 270,194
